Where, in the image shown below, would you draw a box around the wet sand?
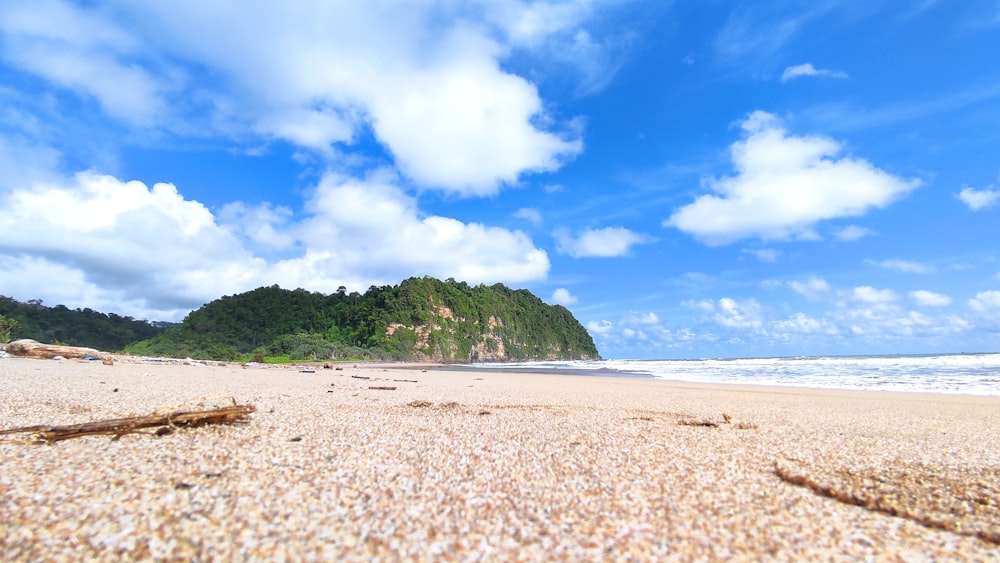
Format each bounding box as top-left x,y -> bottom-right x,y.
1,356 -> 998,560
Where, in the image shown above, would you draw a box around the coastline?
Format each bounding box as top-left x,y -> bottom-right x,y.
2,356 -> 998,559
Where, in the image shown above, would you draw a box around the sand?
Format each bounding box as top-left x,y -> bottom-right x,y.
1,356 -> 998,561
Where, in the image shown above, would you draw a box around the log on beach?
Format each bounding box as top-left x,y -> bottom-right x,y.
4,339 -> 108,360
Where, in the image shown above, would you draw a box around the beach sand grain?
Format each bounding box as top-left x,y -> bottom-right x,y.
1,357 -> 998,560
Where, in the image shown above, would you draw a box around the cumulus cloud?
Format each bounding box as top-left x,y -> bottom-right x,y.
744,248 -> 780,262
0,171 -> 256,317
550,288 -> 578,306
0,1 -> 595,196
0,0 -> 167,126
0,170 -> 551,320
689,297 -> 764,330
290,170 -> 550,287
218,201 -> 296,252
788,277 -> 831,300
834,224 -> 875,242
714,297 -> 764,329
853,286 -> 897,303
773,312 -> 837,335
666,111 -> 920,244
555,226 -> 652,258
587,319 -> 613,334
625,311 -> 660,325
910,290 -> 952,307
780,63 -> 848,83
968,290 -> 1000,312
514,207 -> 543,224
957,186 -> 1000,211
871,258 -> 932,273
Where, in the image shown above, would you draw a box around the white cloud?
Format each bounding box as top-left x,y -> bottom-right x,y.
682,298 -> 717,313
910,290 -> 952,307
624,311 -> 659,325
0,134 -> 63,192
957,186 -> 1000,211
218,201 -> 296,252
780,63 -> 848,83
713,297 -> 764,329
871,258 -> 932,273
550,288 -> 578,306
773,313 -> 837,335
969,290 -> 1000,312
834,224 -> 875,242
0,169 -> 551,320
666,111 -> 920,244
853,286 -> 897,303
744,248 -> 780,262
0,171 -> 256,317
0,0 -> 167,126
555,226 -> 651,258
587,319 -> 613,334
514,207 -> 543,224
292,171 -> 550,286
0,1 -> 594,196
788,277 -> 831,300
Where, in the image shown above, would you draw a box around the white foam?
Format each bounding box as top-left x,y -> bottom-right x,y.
467,354 -> 1000,396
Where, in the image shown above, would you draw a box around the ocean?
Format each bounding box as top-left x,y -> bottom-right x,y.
464,353 -> 1000,396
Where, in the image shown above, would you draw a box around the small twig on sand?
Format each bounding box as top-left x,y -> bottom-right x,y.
0,403 -> 256,444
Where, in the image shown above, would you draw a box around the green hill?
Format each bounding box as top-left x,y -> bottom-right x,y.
0,296 -> 168,351
127,277 -> 600,362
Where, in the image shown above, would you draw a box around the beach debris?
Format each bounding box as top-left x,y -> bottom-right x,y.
0,402 -> 256,444
102,357 -> 114,365
393,379 -> 418,383
369,386 -> 397,391
678,418 -> 720,428
351,375 -> 370,380
405,400 -> 463,411
775,457 -> 1000,546
678,413 -> 757,429
4,339 -> 110,360
299,369 -> 316,373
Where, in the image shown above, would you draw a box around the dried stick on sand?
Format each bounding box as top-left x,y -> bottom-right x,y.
0,403 -> 256,444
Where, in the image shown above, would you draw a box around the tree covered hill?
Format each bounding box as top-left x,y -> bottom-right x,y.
127,277 -> 601,362
0,296 -> 168,351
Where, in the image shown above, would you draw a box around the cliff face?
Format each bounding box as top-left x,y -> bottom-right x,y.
386,314 -> 551,362
378,278 -> 600,362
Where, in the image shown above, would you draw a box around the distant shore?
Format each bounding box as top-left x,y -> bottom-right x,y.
1,356 -> 998,559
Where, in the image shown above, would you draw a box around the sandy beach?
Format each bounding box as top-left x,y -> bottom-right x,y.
1,356 -> 998,560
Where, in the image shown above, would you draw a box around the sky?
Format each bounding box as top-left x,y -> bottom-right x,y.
1,1 -> 1000,359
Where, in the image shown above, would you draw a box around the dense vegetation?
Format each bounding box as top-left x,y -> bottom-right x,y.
0,296 -> 168,351
127,277 -> 600,362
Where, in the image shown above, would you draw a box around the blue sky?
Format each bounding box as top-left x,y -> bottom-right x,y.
2,1 -> 999,359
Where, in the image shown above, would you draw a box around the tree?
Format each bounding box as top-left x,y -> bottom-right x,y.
0,314 -> 16,343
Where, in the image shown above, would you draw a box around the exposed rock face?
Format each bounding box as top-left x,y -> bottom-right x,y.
5,339 -> 108,360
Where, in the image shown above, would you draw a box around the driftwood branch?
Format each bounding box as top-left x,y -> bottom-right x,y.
0,403 -> 256,444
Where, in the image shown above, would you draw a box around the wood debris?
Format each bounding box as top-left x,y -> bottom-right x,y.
775,457 -> 1000,546
0,403 -> 256,444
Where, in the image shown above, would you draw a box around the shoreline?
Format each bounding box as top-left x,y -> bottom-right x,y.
2,356 -> 998,559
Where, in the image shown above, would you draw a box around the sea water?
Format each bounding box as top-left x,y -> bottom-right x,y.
465,353 -> 1000,396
